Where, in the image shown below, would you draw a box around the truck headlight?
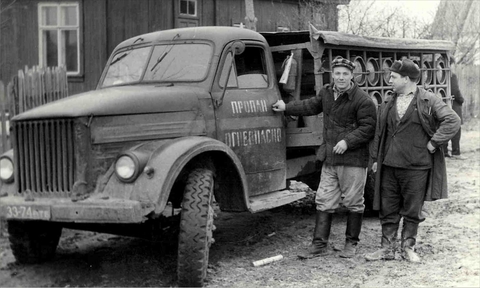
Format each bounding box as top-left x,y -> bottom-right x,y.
115,155 -> 137,182
0,156 -> 14,183
114,150 -> 150,183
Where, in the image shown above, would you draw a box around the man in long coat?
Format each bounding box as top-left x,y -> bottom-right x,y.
365,58 -> 460,262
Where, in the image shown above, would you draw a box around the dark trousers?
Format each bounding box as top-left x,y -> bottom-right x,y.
442,127 -> 461,155
379,166 -> 429,225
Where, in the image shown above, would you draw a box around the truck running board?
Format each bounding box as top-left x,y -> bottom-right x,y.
248,190 -> 306,213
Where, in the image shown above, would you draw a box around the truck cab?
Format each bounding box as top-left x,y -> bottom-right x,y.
0,27 -> 312,287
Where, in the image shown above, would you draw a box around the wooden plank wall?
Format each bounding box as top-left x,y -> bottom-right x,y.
0,0 -> 334,98
149,0 -> 175,31
106,0 -> 150,55
255,0 -> 299,32
201,0 -> 216,26
0,0 -> 39,93
216,0 -> 244,27
215,0 -> 300,31
81,0 -> 108,93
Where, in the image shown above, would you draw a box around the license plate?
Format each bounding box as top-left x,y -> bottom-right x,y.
5,205 -> 51,220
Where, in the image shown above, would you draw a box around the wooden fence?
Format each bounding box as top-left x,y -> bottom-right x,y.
0,66 -> 68,153
456,65 -> 480,122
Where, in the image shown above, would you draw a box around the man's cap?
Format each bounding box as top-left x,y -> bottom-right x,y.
389,58 -> 421,79
332,56 -> 355,71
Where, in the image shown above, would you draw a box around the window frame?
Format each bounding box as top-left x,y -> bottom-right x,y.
179,0 -> 197,17
218,44 -> 270,90
38,2 -> 82,77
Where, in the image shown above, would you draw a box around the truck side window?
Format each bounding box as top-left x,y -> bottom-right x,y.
219,46 -> 269,89
235,46 -> 268,89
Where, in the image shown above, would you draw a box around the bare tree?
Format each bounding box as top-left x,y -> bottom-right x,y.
431,0 -> 480,65
337,0 -> 433,39
277,0 -> 341,32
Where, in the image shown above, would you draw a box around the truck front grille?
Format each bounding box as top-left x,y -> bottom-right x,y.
13,120 -> 75,195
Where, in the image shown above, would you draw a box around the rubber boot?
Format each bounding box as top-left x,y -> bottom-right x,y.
339,212 -> 363,258
298,211 -> 333,259
402,221 -> 420,263
365,223 -> 398,261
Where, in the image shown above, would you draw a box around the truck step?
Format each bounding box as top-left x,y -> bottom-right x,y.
248,190 -> 306,213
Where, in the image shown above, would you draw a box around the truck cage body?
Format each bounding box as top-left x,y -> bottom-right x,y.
261,25 -> 455,148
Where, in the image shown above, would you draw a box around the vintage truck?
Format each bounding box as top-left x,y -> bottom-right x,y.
0,26 -> 453,287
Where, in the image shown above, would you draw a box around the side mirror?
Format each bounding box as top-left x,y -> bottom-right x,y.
232,41 -> 245,55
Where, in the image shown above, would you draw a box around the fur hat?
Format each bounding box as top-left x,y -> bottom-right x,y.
389,59 -> 420,79
332,56 -> 355,71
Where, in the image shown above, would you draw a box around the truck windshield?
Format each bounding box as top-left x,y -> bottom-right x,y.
144,43 -> 211,82
101,43 -> 212,88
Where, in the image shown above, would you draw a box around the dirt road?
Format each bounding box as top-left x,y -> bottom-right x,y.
1,121 -> 479,287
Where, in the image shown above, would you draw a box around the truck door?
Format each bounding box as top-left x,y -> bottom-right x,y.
213,42 -> 286,196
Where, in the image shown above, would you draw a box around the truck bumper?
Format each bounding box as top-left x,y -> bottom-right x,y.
0,195 -> 150,223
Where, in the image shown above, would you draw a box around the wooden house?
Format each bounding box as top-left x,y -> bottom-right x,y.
0,0 -> 349,95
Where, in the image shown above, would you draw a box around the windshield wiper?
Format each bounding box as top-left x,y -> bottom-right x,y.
133,37 -> 144,44
149,33 -> 180,72
110,52 -> 128,66
150,51 -> 168,72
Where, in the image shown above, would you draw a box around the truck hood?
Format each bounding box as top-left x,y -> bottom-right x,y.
13,85 -> 209,121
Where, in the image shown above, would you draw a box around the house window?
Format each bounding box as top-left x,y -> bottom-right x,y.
38,3 -> 80,76
180,0 -> 196,16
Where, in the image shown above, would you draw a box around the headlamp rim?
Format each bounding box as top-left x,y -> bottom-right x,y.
0,155 -> 14,183
114,153 -> 140,183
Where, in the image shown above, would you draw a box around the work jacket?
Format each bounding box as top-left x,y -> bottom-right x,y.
286,83 -> 377,168
371,87 -> 461,210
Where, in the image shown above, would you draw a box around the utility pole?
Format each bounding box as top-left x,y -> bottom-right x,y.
244,0 -> 257,31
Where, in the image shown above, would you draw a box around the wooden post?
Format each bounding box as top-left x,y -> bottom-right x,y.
0,80 -> 7,153
244,0 -> 257,31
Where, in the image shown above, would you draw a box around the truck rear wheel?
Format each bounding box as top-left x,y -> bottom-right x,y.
177,168 -> 215,287
8,220 -> 62,264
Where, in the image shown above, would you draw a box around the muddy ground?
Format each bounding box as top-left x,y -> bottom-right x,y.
1,120 -> 479,288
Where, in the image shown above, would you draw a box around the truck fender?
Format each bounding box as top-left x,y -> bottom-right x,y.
102,136 -> 249,215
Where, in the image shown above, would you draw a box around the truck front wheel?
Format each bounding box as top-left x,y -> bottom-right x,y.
177,168 -> 215,287
8,220 -> 62,264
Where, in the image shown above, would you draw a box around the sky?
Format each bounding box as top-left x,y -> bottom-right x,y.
374,0 -> 441,22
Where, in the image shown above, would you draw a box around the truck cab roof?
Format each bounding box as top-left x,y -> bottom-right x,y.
115,26 -> 268,51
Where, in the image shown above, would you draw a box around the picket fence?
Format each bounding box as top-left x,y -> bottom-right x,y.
0,66 -> 69,153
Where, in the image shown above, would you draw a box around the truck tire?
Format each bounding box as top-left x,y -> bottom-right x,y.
177,168 -> 215,287
8,220 -> 62,264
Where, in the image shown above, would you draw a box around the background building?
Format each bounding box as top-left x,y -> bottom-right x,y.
0,0 -> 348,95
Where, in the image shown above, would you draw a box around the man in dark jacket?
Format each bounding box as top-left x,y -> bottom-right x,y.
442,56 -> 466,159
272,56 -> 377,259
365,59 -> 460,263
